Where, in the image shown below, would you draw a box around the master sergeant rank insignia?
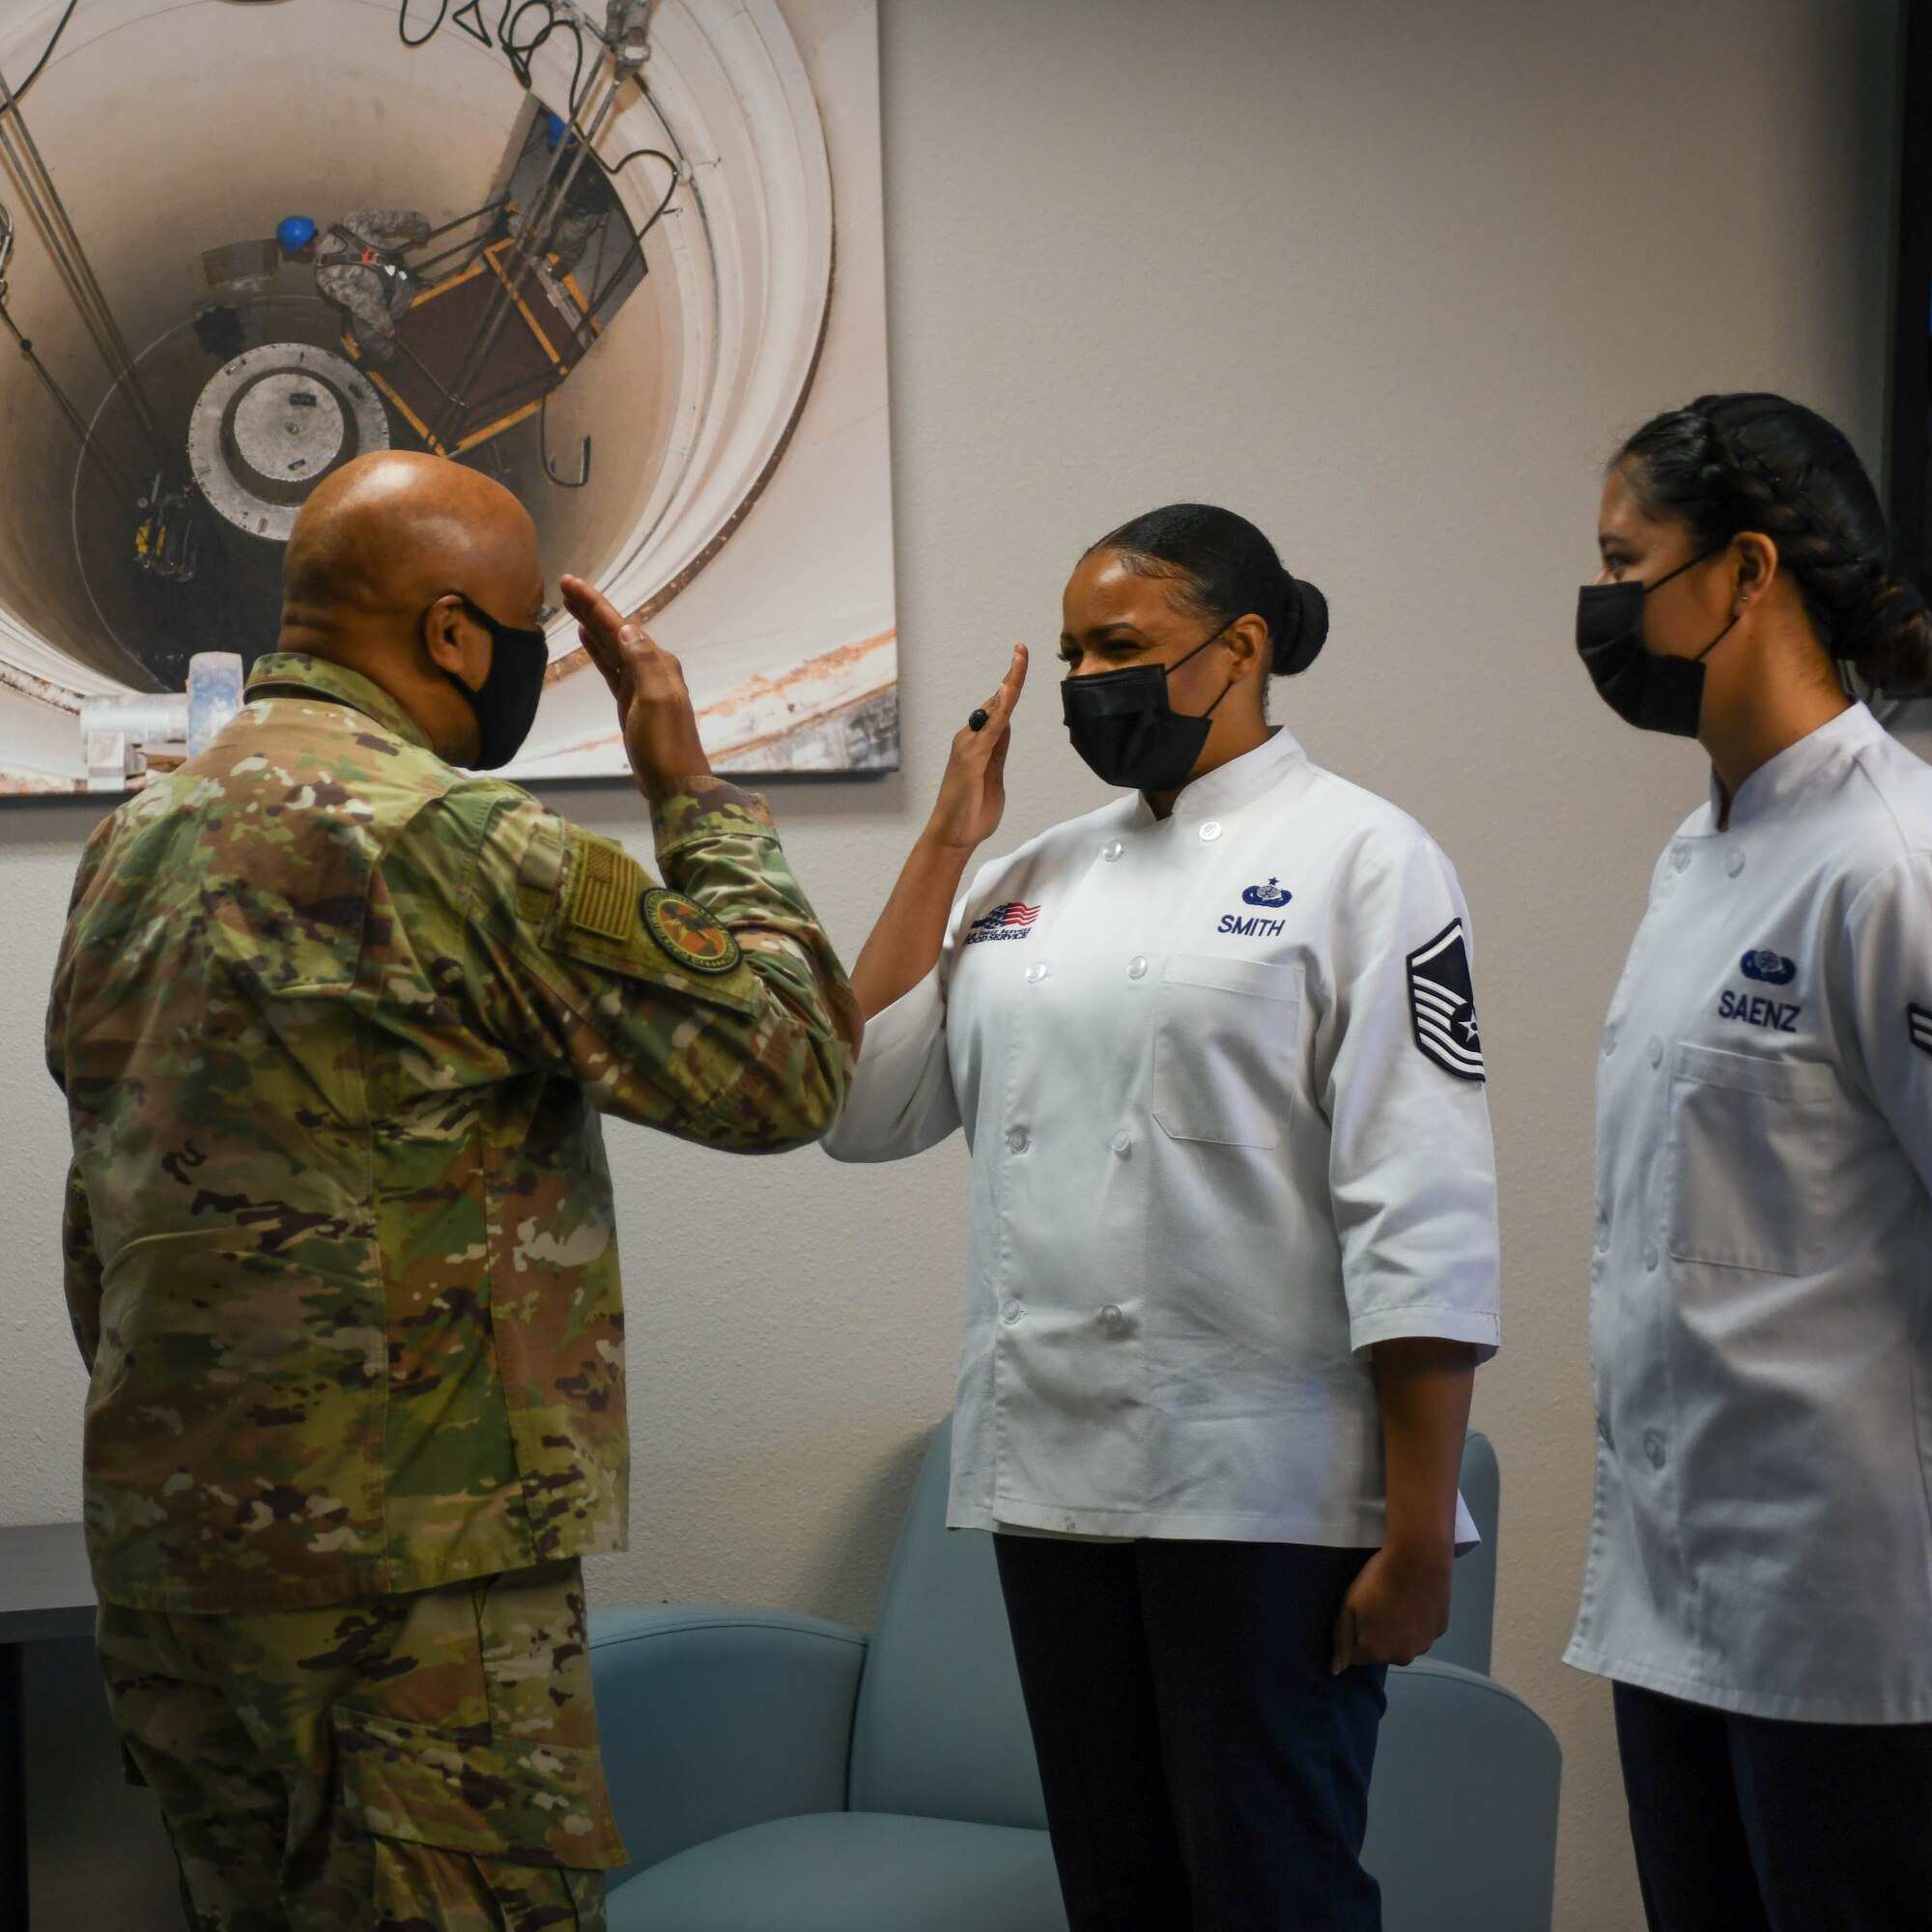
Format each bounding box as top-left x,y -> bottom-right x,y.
1406,918 -> 1486,1083
642,888 -> 742,976
1910,1002 -> 1932,1058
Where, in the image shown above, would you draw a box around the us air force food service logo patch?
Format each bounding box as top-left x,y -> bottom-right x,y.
1740,949 -> 1797,985
1911,1003 -> 1932,1058
1406,919 -> 1485,1082
641,888 -> 741,975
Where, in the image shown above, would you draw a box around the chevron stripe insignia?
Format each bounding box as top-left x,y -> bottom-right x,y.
1406,918 -> 1486,1083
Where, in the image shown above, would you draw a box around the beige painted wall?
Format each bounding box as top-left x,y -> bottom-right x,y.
1,1 -> 1902,1923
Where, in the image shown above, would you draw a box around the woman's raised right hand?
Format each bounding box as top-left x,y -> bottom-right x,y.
923,644 -> 1029,853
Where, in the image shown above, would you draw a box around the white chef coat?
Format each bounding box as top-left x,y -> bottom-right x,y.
1566,703 -> 1932,1724
824,726 -> 1501,1547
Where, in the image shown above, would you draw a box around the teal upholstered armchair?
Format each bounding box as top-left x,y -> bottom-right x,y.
588,1420 -> 1560,1931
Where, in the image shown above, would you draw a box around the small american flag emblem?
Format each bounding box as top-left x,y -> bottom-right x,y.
567,836 -> 642,942
965,900 -> 1041,945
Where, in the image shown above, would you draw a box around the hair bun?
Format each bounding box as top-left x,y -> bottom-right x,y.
1273,576 -> 1327,676
1849,578 -> 1932,696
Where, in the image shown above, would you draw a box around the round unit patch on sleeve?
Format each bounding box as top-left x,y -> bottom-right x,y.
641,888 -> 742,976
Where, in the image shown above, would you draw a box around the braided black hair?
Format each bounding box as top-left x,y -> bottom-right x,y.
1090,504 -> 1329,677
1616,393 -> 1932,698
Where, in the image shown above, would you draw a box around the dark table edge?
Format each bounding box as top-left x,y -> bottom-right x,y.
0,1607 -> 97,1646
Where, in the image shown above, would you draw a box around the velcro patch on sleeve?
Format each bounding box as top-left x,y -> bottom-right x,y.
641,888 -> 742,976
564,834 -> 644,943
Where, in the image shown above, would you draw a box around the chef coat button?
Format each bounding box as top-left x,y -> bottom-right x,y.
1102,840 -> 1123,862
1643,1242 -> 1660,1272
1673,846 -> 1690,872
1200,820 -> 1223,841
1007,1127 -> 1030,1153
1111,1129 -> 1132,1155
1025,961 -> 1047,984
1725,848 -> 1746,878
1001,1299 -> 1024,1325
1101,1304 -> 1123,1329
1647,1036 -> 1663,1067
1644,1430 -> 1666,1468
1127,956 -> 1149,980
1603,1024 -> 1618,1056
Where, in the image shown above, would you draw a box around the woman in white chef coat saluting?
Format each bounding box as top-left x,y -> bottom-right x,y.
1568,393 -> 1932,1931
824,505 -> 1502,1930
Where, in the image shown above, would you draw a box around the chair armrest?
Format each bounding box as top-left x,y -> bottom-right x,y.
1365,1658 -> 1562,1932
587,1604 -> 868,1880
1437,1431 -> 1499,1675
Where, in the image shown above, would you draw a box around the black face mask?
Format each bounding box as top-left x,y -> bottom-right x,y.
1062,621 -> 1236,792
1575,550 -> 1739,738
436,594 -> 549,769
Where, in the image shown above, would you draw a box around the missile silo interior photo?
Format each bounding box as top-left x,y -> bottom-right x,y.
0,0 -> 896,792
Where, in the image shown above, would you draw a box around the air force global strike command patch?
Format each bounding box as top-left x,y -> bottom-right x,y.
1406,919 -> 1485,1082
641,888 -> 742,975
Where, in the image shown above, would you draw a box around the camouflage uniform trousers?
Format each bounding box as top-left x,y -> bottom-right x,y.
317,262 -> 413,367
95,1558 -> 623,1930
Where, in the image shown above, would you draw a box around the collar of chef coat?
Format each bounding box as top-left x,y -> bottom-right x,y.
1128,724 -> 1309,827
1697,700 -> 1884,834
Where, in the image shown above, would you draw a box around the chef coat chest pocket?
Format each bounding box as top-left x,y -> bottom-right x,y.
1665,1042 -> 1837,1275
1152,955 -> 1304,1149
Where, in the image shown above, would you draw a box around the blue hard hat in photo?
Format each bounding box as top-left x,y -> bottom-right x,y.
276,215 -> 318,255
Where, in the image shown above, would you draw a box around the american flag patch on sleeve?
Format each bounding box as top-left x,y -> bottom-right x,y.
565,834 -> 643,943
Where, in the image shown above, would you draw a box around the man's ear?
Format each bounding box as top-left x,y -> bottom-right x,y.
420,594 -> 471,675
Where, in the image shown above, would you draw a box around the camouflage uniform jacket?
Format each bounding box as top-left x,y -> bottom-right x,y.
47,651 -> 859,1613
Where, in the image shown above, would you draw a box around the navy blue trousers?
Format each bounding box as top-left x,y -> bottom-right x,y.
1613,1681 -> 1932,1932
993,1535 -> 1387,1932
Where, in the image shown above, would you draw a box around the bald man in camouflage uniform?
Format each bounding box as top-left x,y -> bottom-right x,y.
46,452 -> 861,1928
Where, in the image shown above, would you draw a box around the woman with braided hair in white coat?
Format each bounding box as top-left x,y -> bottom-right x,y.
1570,392 -> 1932,1931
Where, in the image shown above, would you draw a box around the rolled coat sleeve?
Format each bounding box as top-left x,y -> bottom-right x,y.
821,862 -> 993,1163
1321,837 -> 1502,1359
820,965 -> 960,1161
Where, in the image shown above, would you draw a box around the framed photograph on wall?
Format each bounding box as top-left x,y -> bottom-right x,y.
0,0 -> 897,793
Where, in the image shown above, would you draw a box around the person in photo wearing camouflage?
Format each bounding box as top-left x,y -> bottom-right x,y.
46,449 -> 861,1929
297,208 -> 432,366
